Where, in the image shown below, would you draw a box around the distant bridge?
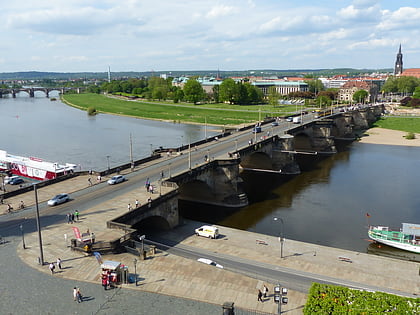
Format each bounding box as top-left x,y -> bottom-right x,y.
0,87 -> 83,98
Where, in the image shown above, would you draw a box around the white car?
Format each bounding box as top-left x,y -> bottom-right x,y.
4,176 -> 19,184
47,193 -> 70,206
107,175 -> 126,185
197,258 -> 223,269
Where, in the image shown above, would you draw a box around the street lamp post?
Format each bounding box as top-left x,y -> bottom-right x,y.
34,184 -> 44,265
274,284 -> 288,314
106,155 -> 110,173
133,258 -> 138,286
20,224 -> 26,249
274,217 -> 285,258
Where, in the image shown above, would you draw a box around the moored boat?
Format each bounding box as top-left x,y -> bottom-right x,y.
0,150 -> 77,181
368,223 -> 420,254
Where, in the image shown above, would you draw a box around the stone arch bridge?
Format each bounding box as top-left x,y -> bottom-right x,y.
0,87 -> 83,98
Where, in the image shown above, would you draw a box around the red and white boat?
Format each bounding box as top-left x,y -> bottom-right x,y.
0,150 -> 77,181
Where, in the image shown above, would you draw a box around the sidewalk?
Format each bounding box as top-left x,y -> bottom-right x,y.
6,171 -> 420,314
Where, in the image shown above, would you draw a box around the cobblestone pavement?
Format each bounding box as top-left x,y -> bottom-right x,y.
0,236 -> 221,315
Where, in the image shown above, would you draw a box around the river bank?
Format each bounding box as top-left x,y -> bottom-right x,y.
359,127 -> 420,147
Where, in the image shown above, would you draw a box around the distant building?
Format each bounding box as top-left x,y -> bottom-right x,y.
394,44 -> 403,76
338,81 -> 372,103
251,80 -> 308,96
400,68 -> 420,79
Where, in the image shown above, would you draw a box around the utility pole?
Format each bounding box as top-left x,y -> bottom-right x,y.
34,184 -> 44,265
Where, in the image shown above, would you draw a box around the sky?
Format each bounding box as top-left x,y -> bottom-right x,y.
1,0 -> 419,73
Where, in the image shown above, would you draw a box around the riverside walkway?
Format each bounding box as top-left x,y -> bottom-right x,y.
1,170 -> 419,314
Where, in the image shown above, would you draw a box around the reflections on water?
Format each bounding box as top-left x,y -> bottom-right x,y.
0,94 -> 219,170
219,143 -> 420,260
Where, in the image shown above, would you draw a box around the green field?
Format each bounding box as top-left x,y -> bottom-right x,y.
62,93 -> 300,126
373,116 -> 420,133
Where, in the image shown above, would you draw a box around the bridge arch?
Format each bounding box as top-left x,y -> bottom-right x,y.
240,151 -> 274,171
293,132 -> 313,151
179,179 -> 215,203
132,215 -> 171,231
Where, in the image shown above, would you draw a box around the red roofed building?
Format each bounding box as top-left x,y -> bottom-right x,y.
401,68 -> 420,79
338,80 -> 372,102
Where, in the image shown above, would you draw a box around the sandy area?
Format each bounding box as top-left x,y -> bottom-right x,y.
358,128 -> 420,147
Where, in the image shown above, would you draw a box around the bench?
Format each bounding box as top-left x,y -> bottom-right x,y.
338,256 -> 352,263
256,240 -> 268,245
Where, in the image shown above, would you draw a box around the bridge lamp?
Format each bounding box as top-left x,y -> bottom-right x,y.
133,258 -> 138,286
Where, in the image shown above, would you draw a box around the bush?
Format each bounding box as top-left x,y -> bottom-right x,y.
87,107 -> 97,116
405,132 -> 416,139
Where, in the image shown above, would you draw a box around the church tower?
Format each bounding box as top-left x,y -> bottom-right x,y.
394,44 -> 403,76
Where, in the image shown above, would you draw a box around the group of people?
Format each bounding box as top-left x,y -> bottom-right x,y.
66,210 -> 80,223
257,284 -> 269,302
48,258 -> 63,274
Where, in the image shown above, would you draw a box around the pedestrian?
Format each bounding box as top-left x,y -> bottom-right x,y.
73,287 -> 77,301
49,262 -> 55,274
66,213 -> 71,224
88,178 -> 92,186
258,289 -> 263,302
91,232 -> 95,244
147,197 -> 152,208
57,258 -> 62,269
128,203 -> 132,211
71,213 -> 75,224
263,284 -> 268,298
76,288 -> 83,303
135,199 -> 139,208
161,170 -> 164,178
74,210 -> 79,221
97,175 -> 101,183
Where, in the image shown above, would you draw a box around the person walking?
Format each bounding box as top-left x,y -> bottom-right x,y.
66,213 -> 71,224
263,284 -> 268,298
76,288 -> 83,303
73,287 -> 77,301
49,262 -> 55,274
127,203 -> 132,211
88,178 -> 92,186
135,199 -> 139,208
71,213 -> 75,224
56,258 -> 62,270
74,210 -> 79,221
258,289 -> 263,302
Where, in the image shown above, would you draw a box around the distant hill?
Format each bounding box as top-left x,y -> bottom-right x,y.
0,69 -> 393,80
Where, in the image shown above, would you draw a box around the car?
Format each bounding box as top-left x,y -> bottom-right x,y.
286,116 -> 293,122
195,225 -> 219,239
107,175 -> 126,185
197,258 -> 223,269
271,121 -> 279,126
4,176 -> 19,184
47,193 -> 70,206
8,177 -> 24,185
252,126 -> 262,133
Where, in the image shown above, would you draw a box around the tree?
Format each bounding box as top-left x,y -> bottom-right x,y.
212,85 -> 220,103
305,79 -> 325,94
245,83 -> 263,104
353,89 -> 369,103
316,95 -> 332,107
219,78 -> 238,104
267,86 -> 280,106
183,79 -> 205,104
412,86 -> 420,99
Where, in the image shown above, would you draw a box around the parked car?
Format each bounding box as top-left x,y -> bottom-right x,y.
197,258 -> 223,269
107,175 -> 126,185
195,225 -> 219,239
47,193 -> 70,206
8,177 -> 24,185
4,176 -> 20,184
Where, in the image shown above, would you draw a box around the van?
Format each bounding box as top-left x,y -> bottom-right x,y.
195,225 -> 219,239
292,116 -> 301,124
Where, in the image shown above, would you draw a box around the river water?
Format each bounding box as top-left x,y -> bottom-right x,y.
1,94 -> 419,258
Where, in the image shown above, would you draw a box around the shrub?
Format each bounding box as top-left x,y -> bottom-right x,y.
405,132 -> 416,139
87,107 -> 97,116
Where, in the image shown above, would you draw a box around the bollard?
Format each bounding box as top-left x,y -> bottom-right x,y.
222,302 -> 234,315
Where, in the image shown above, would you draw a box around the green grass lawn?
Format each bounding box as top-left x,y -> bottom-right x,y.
372,116 -> 420,133
62,93 -> 302,126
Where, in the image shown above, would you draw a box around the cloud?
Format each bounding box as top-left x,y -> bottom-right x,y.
206,5 -> 236,19
377,7 -> 420,31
